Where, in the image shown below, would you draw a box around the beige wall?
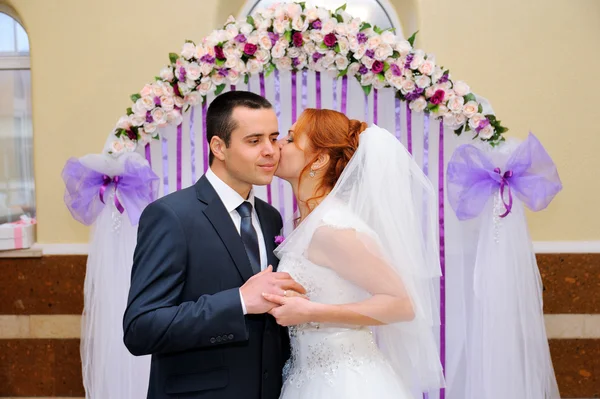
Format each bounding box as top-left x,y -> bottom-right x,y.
2,0 -> 598,243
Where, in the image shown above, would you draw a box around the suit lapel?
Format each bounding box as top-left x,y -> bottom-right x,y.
254,199 -> 278,270
196,176 -> 255,282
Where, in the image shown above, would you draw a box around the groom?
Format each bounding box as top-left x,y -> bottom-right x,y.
123,91 -> 304,399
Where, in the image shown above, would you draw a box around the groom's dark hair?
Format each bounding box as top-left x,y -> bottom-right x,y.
206,90 -> 273,165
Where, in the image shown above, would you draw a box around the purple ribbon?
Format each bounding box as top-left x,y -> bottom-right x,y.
363,92 -> 369,122
202,99 -> 208,173
230,84 -> 236,91
301,70 -> 308,111
341,76 -> 348,114
144,143 -> 152,167
394,97 -> 401,141
438,121 -> 446,399
259,72 -> 271,204
274,69 -> 283,215
373,89 -> 378,125
161,136 -> 169,194
406,102 -> 413,154
292,71 -> 297,124
423,113 -> 430,177
62,157 -> 159,226
315,71 -> 321,109
447,133 -> 562,220
332,78 -> 338,111
190,106 -> 197,184
176,123 -> 182,191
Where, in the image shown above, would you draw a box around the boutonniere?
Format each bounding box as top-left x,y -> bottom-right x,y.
274,235 -> 285,245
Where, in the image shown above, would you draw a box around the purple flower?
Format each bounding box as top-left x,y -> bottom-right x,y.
292,32 -> 304,47
214,46 -> 225,60
312,19 -> 322,30
476,118 -> 491,133
234,34 -> 247,43
438,72 -> 449,84
292,57 -> 301,67
357,32 -> 368,44
268,32 -> 280,46
244,43 -> 258,56
405,87 -> 424,101
365,49 -> 375,58
274,235 -> 285,245
126,130 -> 137,141
324,33 -> 337,47
178,67 -> 186,81
312,52 -> 323,62
218,68 -> 228,77
404,53 -> 414,69
371,60 -> 384,74
200,54 -> 215,64
145,111 -> 154,124
153,96 -> 161,106
359,65 -> 368,75
390,63 -> 402,76
430,90 -> 445,105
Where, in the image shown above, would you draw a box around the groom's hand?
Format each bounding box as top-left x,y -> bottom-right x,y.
241,265 -> 306,314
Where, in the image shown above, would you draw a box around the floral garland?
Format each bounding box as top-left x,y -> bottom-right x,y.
108,2 -> 508,156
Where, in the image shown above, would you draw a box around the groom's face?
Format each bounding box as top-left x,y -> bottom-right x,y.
221,106 -> 280,187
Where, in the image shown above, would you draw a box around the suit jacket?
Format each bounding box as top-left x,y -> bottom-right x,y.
123,175 -> 289,399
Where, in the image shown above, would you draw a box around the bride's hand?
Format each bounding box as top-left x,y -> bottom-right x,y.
262,292 -> 317,327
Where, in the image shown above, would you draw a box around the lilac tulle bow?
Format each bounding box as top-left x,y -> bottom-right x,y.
447,133 -> 562,220
62,158 -> 159,226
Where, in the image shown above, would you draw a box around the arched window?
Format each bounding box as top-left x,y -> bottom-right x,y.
239,0 -> 404,37
0,11 -> 34,224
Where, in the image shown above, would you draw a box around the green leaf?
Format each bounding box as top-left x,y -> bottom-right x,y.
169,52 -> 179,64
361,84 -> 372,96
130,93 -> 141,103
334,43 -> 340,53
463,93 -> 477,103
244,74 -> 249,84
383,62 -> 391,72
454,126 -> 464,136
478,104 -> 483,113
392,51 -> 400,58
337,67 -> 348,77
185,39 -> 195,44
214,84 -> 226,96
485,114 -> 497,123
154,76 -> 162,81
465,124 -> 471,132
298,2 -> 306,11
377,73 -> 385,82
373,25 -> 384,35
115,128 -> 124,137
265,62 -> 276,77
216,58 -> 225,67
407,31 -> 419,47
360,22 -> 371,31
126,107 -> 133,116
427,103 -> 439,112
335,3 -> 347,13
246,15 -> 255,26
335,14 -> 343,23
284,30 -> 292,43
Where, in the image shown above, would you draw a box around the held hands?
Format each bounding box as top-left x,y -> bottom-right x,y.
240,265 -> 307,314
262,292 -> 318,327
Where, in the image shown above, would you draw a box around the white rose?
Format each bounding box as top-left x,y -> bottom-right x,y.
139,130 -> 153,144
353,44 -> 367,60
274,56 -> 293,71
186,62 -> 202,81
185,92 -> 201,107
140,84 -> 153,98
400,78 -> 416,94
419,60 -> 435,76
273,18 -> 289,35
444,113 -> 458,128
151,83 -> 165,97
373,76 -> 387,90
129,113 -> 145,127
123,138 -> 137,152
335,23 -> 348,37
468,113 -> 486,130
197,77 -> 215,96
286,3 -> 302,19
322,19 -> 337,34
261,8 -> 274,20
223,44 -> 240,59
194,44 -> 207,60
425,85 -> 437,99
141,96 -> 155,111
415,75 -> 431,88
160,95 -> 174,112
303,40 -> 316,55
200,62 -> 214,76
219,29 -> 234,43
228,69 -> 241,84
305,7 -> 318,21
132,99 -> 146,116
160,67 -> 174,81
409,96 -> 427,112
247,59 -> 263,74
453,80 -> 470,97
432,66 -> 444,83
211,73 -> 226,86
204,32 -> 220,48
335,53 -> 349,70
258,18 -> 272,31
479,124 -> 495,139
287,47 -> 301,58
348,62 -> 361,76
177,81 -> 192,96
239,22 -> 253,35
150,108 -> 167,125
310,30 -> 324,43
319,51 -> 334,68
447,95 -> 465,113
374,44 -> 393,61
360,72 -> 375,86
410,52 -> 425,69
337,37 -> 350,55
387,74 -> 403,90
258,32 -> 273,50
144,122 -> 158,134
362,57 -> 374,69
368,36 -> 382,49
273,5 -> 286,19
463,101 -> 479,118
381,31 -> 395,45
236,59 -> 247,74
110,139 -> 125,154
181,42 -> 196,60
291,16 -> 307,32
167,110 -> 183,126
431,104 -> 448,119
316,7 -> 330,21
225,23 -> 239,37
271,42 -> 287,58
225,57 -> 238,69
255,49 -> 271,64
116,116 -> 131,130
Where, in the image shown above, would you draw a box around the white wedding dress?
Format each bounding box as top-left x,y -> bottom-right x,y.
277,209 -> 414,399
274,126 -> 445,399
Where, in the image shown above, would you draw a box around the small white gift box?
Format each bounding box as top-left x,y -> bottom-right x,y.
0,217 -> 36,251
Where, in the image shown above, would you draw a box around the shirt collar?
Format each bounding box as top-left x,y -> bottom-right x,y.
205,167 -> 255,214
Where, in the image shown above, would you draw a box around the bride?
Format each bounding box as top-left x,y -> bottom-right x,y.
262,109 -> 445,398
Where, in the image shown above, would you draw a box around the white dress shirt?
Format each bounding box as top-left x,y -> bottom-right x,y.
205,168 -> 267,315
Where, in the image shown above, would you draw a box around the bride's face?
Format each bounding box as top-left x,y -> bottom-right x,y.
275,122 -> 312,182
